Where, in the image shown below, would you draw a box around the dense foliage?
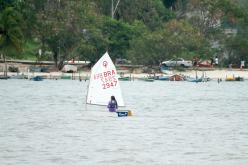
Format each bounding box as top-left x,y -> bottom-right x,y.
1,0 -> 248,68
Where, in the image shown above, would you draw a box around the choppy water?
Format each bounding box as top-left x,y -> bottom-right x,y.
0,79 -> 248,165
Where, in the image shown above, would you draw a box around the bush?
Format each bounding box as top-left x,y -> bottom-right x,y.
8,66 -> 19,72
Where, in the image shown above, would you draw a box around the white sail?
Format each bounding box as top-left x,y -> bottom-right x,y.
86,52 -> 125,106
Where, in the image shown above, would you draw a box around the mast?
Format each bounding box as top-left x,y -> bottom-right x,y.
3,53 -> 7,78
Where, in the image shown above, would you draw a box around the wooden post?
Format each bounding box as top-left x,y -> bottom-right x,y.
3,54 -> 7,78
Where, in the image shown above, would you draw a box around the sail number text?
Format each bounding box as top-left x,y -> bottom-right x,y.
102,78 -> 117,89
94,70 -> 118,89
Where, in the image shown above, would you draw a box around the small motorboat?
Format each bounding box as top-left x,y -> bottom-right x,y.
226,75 -> 244,81
169,74 -> 185,81
138,77 -> 154,82
0,76 -> 9,80
31,76 -> 44,81
118,76 -> 131,81
157,75 -> 170,81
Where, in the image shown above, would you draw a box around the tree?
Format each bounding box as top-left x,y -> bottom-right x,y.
94,0 -> 175,31
0,0 -> 16,11
76,18 -> 146,65
77,27 -> 109,65
0,7 -> 24,77
224,9 -> 248,66
162,0 -> 189,18
31,0 -> 95,69
128,19 -> 210,65
102,18 -> 137,60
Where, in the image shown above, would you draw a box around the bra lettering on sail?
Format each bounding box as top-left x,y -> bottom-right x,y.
94,70 -> 116,80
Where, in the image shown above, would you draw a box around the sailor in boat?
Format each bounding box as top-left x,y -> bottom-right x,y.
107,96 -> 118,112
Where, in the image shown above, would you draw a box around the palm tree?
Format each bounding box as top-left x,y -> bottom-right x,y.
0,7 -> 24,78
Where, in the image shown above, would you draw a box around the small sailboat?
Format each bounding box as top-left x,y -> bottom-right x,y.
86,52 -> 132,117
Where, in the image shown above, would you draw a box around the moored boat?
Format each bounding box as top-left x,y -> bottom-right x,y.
157,75 -> 170,81
0,75 -> 9,80
169,74 -> 185,81
226,75 -> 244,81
31,76 -> 44,81
138,76 -> 155,82
118,76 -> 131,81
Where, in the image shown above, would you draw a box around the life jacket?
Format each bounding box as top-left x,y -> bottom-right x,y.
109,100 -> 117,108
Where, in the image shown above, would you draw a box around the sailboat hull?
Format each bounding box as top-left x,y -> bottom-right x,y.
116,110 -> 132,117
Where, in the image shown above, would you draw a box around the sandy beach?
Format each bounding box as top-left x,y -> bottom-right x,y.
1,68 -> 248,80
178,69 -> 248,80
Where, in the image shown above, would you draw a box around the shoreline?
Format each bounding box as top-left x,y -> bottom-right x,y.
1,68 -> 248,80
177,69 -> 248,80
